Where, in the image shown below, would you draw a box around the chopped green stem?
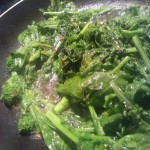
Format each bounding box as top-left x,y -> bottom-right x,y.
125,47 -> 137,53
40,51 -> 51,57
43,11 -> 79,16
29,50 -> 40,62
32,43 -> 51,48
46,110 -> 80,144
88,105 -> 105,136
75,127 -> 95,133
44,7 -> 112,17
111,56 -> 130,74
122,29 -> 144,36
129,17 -> 150,30
54,97 -> 70,114
133,35 -> 150,71
85,134 -> 113,142
110,81 -> 137,110
135,62 -> 148,78
79,21 -> 91,36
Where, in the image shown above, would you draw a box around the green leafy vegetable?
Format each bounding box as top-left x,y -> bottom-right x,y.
18,114 -> 35,135
1,1 -> 150,149
1,72 -> 24,106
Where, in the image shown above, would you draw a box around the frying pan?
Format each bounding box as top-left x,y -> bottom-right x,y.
0,0 -> 149,149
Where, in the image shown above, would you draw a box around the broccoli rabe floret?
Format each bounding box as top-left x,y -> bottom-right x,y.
18,114 -> 35,135
6,55 -> 16,72
6,52 -> 25,73
1,72 -> 24,107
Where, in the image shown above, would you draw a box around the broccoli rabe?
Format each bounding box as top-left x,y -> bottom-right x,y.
20,89 -> 114,150
18,114 -> 35,135
6,55 -> 16,72
1,72 -> 24,107
2,1 -> 150,150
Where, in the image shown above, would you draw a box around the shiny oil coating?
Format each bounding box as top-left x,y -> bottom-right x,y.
0,0 -> 149,150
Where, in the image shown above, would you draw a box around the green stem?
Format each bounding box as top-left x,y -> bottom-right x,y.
79,8 -> 112,35
46,110 -> 79,144
125,47 -> 137,53
32,43 -> 51,48
129,17 -> 150,30
135,62 -> 148,78
122,29 -> 144,36
88,105 -> 105,136
54,97 -> 70,114
132,35 -> 150,71
75,127 -> 95,133
110,82 -> 150,130
90,57 -> 130,104
29,50 -> 40,63
79,21 -> 91,36
110,81 -> 136,110
111,56 -> 130,74
85,134 -> 113,142
43,11 -> 79,16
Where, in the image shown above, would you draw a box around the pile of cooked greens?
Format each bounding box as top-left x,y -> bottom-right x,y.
1,0 -> 150,149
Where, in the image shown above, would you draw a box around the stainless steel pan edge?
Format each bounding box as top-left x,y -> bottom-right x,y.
0,0 -> 149,150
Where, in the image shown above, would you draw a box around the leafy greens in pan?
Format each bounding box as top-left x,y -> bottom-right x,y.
1,0 -> 150,149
